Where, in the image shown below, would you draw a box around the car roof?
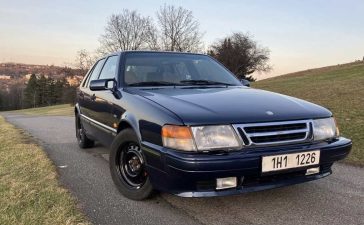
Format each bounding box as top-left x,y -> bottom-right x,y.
101,50 -> 207,59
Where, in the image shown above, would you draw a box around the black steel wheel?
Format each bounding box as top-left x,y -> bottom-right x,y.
117,143 -> 148,189
110,128 -> 154,200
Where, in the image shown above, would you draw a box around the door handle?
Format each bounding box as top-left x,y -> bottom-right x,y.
90,94 -> 96,101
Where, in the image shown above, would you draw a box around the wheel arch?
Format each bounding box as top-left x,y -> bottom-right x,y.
117,112 -> 142,143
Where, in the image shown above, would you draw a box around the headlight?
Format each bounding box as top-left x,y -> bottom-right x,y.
191,125 -> 241,151
313,117 -> 338,141
162,124 -> 241,151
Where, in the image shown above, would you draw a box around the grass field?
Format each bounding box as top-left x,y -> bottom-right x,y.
0,116 -> 88,225
254,61 -> 364,166
7,104 -> 74,116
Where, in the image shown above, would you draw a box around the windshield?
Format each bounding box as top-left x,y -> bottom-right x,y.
123,52 -> 241,86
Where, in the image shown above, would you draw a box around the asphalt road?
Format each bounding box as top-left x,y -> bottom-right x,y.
3,114 -> 364,225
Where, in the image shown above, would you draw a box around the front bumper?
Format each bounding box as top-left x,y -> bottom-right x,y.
142,137 -> 352,197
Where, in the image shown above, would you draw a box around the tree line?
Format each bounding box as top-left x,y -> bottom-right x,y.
0,74 -> 76,111
77,4 -> 271,81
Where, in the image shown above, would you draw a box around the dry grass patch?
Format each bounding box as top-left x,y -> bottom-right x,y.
0,116 -> 88,225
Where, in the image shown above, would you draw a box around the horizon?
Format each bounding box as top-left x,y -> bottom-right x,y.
1,0 -> 364,79
1,56 -> 363,81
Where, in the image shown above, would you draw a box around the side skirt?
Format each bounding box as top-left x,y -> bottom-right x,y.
80,114 -> 116,148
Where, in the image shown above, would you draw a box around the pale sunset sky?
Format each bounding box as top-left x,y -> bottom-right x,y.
0,0 -> 363,79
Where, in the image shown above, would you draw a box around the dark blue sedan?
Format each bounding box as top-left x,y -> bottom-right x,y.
75,51 -> 352,200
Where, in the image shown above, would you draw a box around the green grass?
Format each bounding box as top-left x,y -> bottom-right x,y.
7,104 -> 74,116
254,61 -> 364,166
0,116 -> 89,225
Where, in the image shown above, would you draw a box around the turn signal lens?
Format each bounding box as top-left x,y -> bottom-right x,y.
162,125 -> 196,151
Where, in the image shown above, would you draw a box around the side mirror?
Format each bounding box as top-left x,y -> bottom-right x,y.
240,79 -> 250,87
90,79 -> 116,91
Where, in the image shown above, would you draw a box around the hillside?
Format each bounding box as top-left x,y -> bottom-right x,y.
0,62 -> 83,79
0,63 -> 84,90
0,63 -> 85,111
254,61 -> 364,166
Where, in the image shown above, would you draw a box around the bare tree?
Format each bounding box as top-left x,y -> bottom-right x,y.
75,49 -> 95,71
209,32 -> 271,81
156,5 -> 203,52
98,10 -> 157,54
145,24 -> 160,50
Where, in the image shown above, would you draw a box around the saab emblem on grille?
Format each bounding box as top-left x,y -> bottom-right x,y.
266,111 -> 274,116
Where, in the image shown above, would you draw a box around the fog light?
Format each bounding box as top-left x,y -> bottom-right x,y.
216,177 -> 237,190
306,167 -> 320,175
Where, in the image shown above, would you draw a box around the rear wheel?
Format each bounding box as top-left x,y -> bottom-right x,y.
110,128 -> 154,200
75,114 -> 95,148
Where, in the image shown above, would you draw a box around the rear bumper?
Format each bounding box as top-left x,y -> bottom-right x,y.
142,137 -> 352,197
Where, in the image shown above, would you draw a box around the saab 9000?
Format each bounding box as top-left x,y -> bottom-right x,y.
75,51 -> 351,200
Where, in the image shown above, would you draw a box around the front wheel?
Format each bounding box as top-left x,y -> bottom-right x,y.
109,128 -> 154,200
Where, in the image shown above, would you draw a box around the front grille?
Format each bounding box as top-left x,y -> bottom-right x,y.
244,123 -> 307,133
233,120 -> 311,146
250,132 -> 307,143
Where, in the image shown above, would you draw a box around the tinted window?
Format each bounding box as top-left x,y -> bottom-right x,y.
82,65 -> 96,87
87,58 -> 105,87
124,53 -> 241,86
98,56 -> 118,80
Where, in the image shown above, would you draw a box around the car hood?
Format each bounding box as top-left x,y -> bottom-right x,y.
128,87 -> 332,125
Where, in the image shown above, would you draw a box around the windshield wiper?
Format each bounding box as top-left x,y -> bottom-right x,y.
128,80 -> 234,87
128,81 -> 183,87
180,79 -> 234,86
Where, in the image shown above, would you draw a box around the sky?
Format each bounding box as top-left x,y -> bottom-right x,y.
0,0 -> 364,79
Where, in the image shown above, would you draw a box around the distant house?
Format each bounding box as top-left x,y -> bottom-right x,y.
0,75 -> 11,80
25,74 -> 48,80
66,75 -> 83,86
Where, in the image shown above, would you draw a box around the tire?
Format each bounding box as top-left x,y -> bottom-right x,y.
109,128 -> 154,200
75,114 -> 95,149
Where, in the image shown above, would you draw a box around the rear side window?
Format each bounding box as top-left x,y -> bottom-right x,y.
86,58 -> 106,87
98,56 -> 118,80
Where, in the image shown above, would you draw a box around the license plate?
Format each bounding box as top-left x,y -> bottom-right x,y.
262,150 -> 320,173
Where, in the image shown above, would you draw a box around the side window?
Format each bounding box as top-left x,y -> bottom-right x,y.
98,56 -> 118,80
86,58 -> 106,87
81,66 -> 95,87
